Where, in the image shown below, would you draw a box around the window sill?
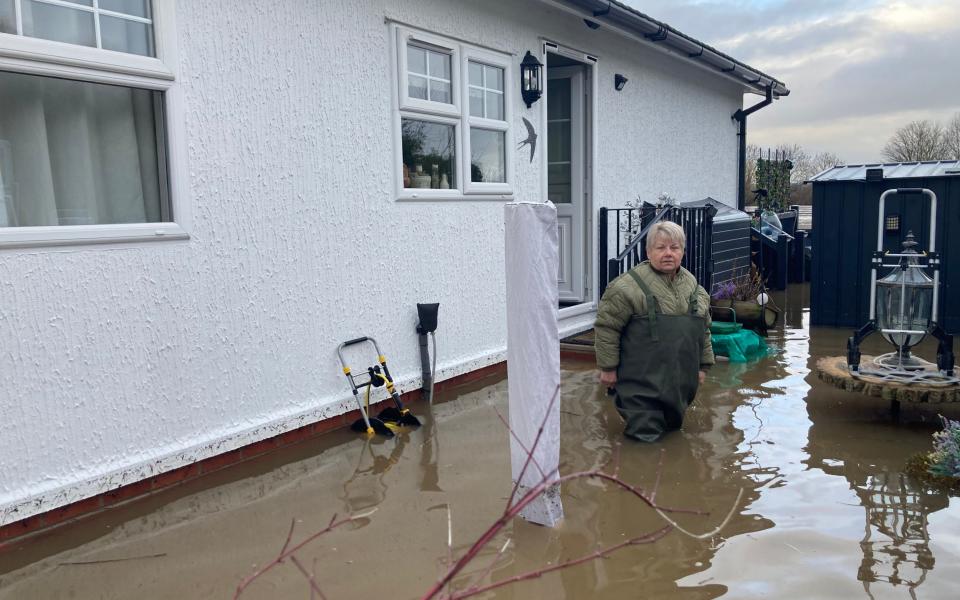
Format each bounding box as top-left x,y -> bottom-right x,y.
0,34 -> 174,88
0,223 -> 190,250
396,192 -> 514,202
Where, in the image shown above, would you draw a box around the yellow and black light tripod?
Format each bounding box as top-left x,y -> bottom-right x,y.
337,336 -> 422,437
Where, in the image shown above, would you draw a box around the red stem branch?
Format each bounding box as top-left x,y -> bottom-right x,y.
233,510 -> 374,599
451,525 -> 673,599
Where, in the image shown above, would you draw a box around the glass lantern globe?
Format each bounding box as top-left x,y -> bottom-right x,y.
875,232 -> 933,362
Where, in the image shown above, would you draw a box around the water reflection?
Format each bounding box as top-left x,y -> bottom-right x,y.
681,283 -> 958,599
805,397 -> 950,599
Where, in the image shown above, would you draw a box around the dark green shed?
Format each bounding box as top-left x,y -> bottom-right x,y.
809,161 -> 960,332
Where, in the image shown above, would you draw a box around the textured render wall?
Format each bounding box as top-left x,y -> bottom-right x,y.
0,0 -> 744,523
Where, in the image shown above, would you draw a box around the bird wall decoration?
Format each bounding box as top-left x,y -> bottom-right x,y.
518,117 -> 538,163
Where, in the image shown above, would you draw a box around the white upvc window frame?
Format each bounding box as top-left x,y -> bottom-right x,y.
0,1 -> 189,249
397,28 -> 460,118
392,24 -> 513,201
461,48 -> 512,196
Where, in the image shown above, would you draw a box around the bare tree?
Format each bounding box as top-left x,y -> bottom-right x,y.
944,113 -> 960,160
772,143 -> 810,184
882,120 -> 950,162
809,151 -> 844,176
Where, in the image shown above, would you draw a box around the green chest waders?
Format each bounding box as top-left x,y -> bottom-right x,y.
614,270 -> 706,442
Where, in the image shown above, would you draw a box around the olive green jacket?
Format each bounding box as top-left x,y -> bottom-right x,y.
595,262 -> 715,371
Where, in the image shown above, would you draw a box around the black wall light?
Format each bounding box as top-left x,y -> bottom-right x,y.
614,74 -> 628,91
520,51 -> 543,108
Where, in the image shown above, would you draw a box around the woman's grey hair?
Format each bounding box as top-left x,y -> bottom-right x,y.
646,221 -> 686,253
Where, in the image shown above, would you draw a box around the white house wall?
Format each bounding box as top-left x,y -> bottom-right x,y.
0,0 -> 745,524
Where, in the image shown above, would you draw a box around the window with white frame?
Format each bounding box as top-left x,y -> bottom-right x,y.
0,0 -> 184,247
394,26 -> 512,198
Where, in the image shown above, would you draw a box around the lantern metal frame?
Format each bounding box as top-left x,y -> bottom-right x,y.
519,50 -> 543,108
847,188 -> 956,382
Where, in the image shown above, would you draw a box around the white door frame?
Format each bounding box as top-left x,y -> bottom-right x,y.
540,40 -> 597,312
549,65 -> 585,303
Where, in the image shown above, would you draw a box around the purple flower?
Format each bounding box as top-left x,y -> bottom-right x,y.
711,281 -> 736,301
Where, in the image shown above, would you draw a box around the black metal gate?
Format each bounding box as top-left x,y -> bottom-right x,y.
598,204 -> 715,300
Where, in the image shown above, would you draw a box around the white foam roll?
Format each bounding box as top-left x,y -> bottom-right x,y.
504,201 -> 563,527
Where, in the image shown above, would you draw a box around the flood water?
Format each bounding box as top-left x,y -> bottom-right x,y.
2,284 -> 959,599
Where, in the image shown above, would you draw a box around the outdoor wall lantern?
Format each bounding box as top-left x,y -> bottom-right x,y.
848,188 -> 955,380
614,73 -> 629,91
520,51 -> 543,108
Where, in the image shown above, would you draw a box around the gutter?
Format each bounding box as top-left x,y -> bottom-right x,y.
538,0 -> 790,98
733,85 -> 773,211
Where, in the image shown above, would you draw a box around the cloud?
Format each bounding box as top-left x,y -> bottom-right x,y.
623,0 -> 960,161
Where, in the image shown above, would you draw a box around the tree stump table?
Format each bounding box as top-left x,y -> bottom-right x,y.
816,355 -> 960,415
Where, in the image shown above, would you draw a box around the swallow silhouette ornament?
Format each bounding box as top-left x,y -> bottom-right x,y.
518,117 -> 538,163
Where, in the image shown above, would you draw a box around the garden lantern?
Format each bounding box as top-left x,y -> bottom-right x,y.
520,51 -> 542,108
874,232 -> 933,367
848,188 -> 955,379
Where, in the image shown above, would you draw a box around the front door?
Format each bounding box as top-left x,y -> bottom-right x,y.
548,65 -> 586,304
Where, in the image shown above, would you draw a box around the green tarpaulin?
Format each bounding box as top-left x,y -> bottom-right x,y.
710,322 -> 767,363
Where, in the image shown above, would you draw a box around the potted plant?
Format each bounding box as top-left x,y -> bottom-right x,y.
710,269 -> 779,330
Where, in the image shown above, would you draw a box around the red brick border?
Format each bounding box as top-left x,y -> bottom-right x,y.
0,362 -> 507,546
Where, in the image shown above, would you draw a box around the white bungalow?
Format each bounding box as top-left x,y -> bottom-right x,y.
0,0 -> 787,532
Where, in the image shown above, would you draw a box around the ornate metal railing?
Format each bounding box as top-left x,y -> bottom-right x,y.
598,204 -> 715,299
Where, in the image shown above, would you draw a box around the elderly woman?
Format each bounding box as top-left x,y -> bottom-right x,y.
595,221 -> 714,442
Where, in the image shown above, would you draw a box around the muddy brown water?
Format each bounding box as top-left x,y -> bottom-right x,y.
2,284 -> 959,599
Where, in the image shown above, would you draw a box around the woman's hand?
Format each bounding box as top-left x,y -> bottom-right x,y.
698,370 -> 706,385
599,370 -> 617,386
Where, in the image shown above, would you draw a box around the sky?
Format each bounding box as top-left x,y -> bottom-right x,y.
624,0 -> 960,162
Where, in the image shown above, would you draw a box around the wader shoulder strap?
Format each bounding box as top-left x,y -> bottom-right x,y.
688,289 -> 699,315
627,270 -> 659,342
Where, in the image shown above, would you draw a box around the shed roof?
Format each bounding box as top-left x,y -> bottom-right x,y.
544,0 -> 789,98
808,161 -> 960,183
682,197 -> 749,223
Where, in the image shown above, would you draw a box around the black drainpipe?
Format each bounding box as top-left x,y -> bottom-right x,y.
733,84 -> 773,211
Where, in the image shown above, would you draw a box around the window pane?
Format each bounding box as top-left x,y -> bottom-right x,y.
99,0 -> 150,18
470,128 -> 505,183
0,70 -> 167,228
548,121 -> 571,162
22,1 -> 96,48
469,87 -> 484,118
61,0 -> 93,5
485,65 -> 504,91
468,62 -> 483,87
485,91 -> 503,121
408,75 -> 427,100
428,50 -> 451,80
0,0 -> 15,34
548,163 -> 571,203
407,45 -> 427,76
401,119 -> 456,190
428,80 -> 451,104
100,14 -> 155,57
547,78 -> 570,120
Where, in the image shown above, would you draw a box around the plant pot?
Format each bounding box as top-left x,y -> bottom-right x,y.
710,299 -> 778,330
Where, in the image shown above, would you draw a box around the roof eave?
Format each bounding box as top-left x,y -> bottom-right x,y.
541,0 -> 790,98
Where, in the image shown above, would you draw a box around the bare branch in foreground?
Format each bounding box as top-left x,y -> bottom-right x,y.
232,508 -> 376,599
290,555 -> 327,600
451,526 -> 673,599
504,383 -> 562,508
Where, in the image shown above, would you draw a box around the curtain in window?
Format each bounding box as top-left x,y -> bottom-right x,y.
0,71 -> 163,228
